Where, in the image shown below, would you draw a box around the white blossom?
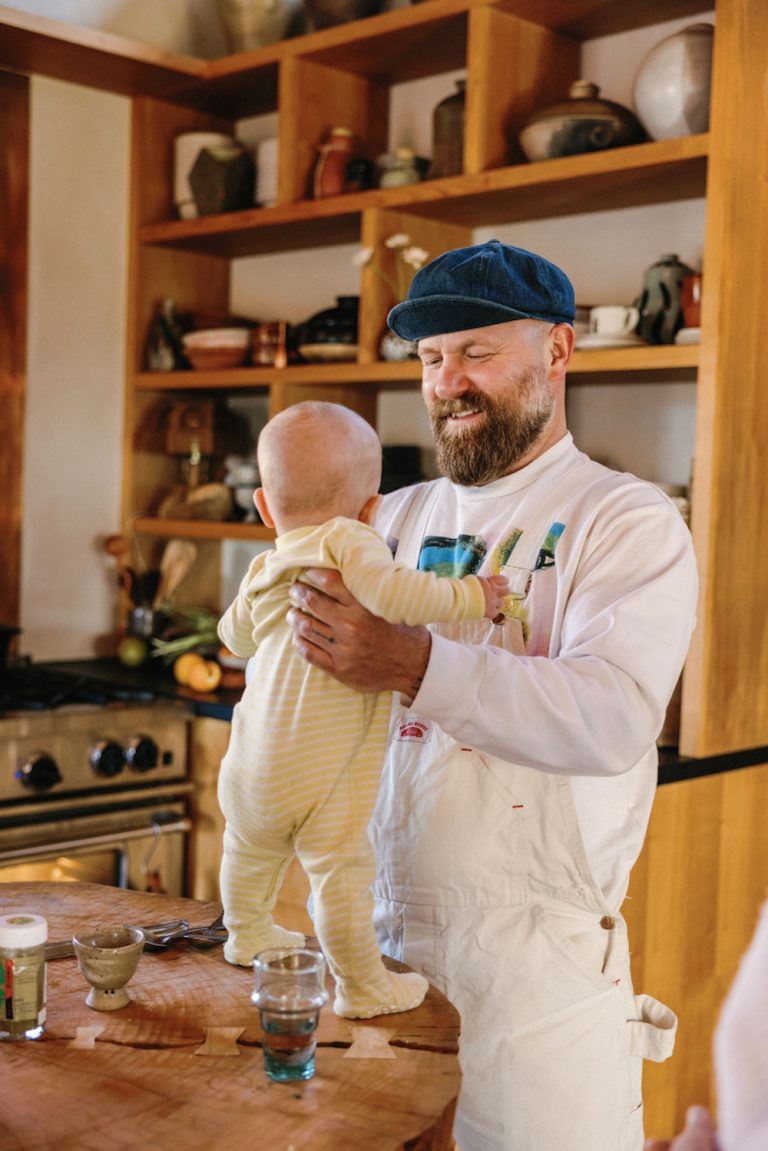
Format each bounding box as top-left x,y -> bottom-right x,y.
351,246 -> 374,267
401,246 -> 429,270
384,233 -> 411,249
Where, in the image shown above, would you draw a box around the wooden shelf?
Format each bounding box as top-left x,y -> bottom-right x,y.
0,3 -> 203,99
0,0 -> 710,110
133,343 -> 698,392
134,360 -> 420,390
133,516 -> 275,542
138,135 -> 709,258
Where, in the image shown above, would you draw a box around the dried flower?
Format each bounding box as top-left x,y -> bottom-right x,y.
353,234 -> 429,302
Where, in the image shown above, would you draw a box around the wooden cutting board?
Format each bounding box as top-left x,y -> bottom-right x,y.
0,882 -> 461,1151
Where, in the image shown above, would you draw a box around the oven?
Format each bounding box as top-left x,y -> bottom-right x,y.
0,666 -> 192,896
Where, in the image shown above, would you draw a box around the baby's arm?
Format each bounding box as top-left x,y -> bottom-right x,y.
478,574 -> 510,620
342,540 -> 508,626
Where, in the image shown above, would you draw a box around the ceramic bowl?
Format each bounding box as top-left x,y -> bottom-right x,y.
183,328 -> 251,370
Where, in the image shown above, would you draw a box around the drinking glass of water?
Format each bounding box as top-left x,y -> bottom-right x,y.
251,948 -> 328,1082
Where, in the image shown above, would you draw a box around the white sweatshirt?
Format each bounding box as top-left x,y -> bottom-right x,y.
375,433 -> 698,905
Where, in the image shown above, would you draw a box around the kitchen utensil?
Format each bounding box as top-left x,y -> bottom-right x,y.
140,912 -> 227,951
153,540 -> 198,609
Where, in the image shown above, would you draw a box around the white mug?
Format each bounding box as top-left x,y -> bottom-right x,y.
589,304 -> 640,337
173,132 -> 237,219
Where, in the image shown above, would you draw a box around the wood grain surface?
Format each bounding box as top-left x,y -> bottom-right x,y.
0,883 -> 460,1151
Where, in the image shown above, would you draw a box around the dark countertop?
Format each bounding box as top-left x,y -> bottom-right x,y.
41,658 -> 241,721
40,659 -> 768,786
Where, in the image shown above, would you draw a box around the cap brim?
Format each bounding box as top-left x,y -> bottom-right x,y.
388,295 -> 573,341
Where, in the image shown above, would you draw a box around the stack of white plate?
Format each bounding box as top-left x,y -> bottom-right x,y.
674,327 -> 701,345
256,138 -> 278,207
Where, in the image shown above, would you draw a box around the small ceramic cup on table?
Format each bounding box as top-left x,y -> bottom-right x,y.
251,948 -> 329,1082
588,304 -> 640,338
72,926 -> 145,1011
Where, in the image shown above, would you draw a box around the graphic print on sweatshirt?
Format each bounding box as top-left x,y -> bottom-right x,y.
415,523 -> 565,646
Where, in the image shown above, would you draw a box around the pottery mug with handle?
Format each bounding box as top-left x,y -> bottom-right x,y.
589,304 -> 640,337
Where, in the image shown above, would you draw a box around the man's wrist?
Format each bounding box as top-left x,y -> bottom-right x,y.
399,627 -> 432,707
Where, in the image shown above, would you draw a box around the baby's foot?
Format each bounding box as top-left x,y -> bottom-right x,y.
223,924 -> 306,967
333,971 -> 429,1019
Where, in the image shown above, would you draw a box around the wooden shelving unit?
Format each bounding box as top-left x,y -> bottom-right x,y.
4,0 -> 768,765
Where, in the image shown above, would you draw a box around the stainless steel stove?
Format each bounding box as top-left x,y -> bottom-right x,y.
0,664 -> 192,895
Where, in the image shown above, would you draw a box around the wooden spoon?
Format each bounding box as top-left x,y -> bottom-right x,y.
153,539 -> 198,609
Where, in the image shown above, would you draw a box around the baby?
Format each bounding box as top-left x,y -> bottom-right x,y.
217,401 -> 508,1018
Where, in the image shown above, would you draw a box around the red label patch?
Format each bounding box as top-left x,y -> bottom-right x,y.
395,718 -> 431,743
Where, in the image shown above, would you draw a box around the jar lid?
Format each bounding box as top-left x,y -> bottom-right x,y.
0,913 -> 48,948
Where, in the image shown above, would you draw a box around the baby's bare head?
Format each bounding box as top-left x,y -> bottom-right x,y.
257,401 -> 382,529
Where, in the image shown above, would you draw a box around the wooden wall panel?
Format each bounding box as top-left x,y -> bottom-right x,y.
624,763 -> 768,1138
0,71 -> 28,630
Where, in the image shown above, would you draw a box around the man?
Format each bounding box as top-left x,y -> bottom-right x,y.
287,240 -> 698,1151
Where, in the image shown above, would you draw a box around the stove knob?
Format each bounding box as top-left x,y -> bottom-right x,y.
125,735 -> 159,773
89,740 -> 125,777
17,753 -> 63,793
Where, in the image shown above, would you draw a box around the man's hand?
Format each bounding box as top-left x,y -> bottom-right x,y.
644,1106 -> 720,1151
287,568 -> 431,702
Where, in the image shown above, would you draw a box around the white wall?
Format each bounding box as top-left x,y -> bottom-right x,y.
21,76 -> 130,659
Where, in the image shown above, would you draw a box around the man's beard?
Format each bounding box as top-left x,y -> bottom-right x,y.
427,371 -> 555,486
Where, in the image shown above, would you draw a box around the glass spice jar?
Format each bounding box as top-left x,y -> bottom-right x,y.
0,914 -> 48,1041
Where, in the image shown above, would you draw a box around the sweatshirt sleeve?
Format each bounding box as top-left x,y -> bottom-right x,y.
412,498 -> 697,777
217,553 -> 269,657
337,527 -> 487,625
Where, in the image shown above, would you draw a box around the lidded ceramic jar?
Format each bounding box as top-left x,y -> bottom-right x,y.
299,296 -> 359,346
632,23 -> 714,141
519,80 -> 645,162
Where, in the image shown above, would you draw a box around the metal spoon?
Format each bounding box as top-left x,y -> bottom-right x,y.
142,913 -> 226,951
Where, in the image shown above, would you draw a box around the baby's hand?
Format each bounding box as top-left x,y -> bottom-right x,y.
479,574 -> 510,619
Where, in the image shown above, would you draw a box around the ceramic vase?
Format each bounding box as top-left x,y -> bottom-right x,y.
313,127 -> 354,198
519,80 -> 645,162
429,80 -> 465,179
635,253 -> 695,345
217,0 -> 304,51
379,330 -> 418,362
303,0 -> 384,30
632,23 -> 714,141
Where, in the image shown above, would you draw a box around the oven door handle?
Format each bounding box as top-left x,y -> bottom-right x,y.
0,817 -> 191,862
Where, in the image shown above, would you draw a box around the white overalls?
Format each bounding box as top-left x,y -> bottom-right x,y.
370,436 -> 696,1151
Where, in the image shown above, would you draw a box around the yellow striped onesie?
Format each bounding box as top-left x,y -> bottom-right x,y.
217,515 -> 486,1018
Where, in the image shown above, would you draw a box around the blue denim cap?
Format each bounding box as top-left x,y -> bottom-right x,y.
388,240 -> 575,340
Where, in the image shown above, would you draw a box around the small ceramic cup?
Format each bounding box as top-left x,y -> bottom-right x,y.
589,304 -> 640,337
73,925 -> 145,1011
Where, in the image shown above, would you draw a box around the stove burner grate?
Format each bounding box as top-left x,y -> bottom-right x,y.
0,664 -> 156,713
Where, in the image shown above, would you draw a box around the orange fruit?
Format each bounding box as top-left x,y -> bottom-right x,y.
186,658 -> 222,693
173,652 -> 205,686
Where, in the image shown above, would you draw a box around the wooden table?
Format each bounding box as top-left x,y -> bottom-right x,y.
0,883 -> 460,1151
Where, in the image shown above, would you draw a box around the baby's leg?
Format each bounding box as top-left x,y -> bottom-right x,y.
297,804 -> 427,1019
219,824 -> 305,966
